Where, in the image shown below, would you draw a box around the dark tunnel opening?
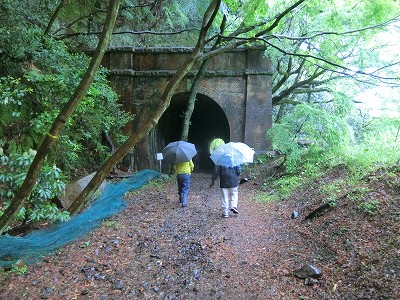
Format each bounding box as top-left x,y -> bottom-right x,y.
157,93 -> 230,171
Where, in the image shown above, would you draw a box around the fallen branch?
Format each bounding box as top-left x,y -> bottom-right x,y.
304,192 -> 350,221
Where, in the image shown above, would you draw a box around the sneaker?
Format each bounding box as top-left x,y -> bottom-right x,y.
230,207 -> 239,214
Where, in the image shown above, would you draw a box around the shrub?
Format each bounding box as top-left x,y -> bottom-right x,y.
0,149 -> 69,232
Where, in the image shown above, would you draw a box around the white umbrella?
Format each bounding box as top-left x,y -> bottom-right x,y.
210,142 -> 254,167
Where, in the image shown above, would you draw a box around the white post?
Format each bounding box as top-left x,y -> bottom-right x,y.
156,153 -> 163,172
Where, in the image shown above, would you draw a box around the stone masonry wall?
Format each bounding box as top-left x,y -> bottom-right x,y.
104,47 -> 272,170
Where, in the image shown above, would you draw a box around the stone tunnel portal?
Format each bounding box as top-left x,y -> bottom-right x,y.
158,92 -> 229,171
103,46 -> 272,171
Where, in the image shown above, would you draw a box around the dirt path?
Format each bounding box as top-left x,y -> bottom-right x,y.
1,170 -> 398,299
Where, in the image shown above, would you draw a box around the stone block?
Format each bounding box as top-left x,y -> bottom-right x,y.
58,173 -> 108,209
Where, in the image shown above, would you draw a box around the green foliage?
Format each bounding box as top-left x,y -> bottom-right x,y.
262,95 -> 400,205
0,77 -> 33,148
266,175 -> 305,201
254,191 -> 276,203
357,200 -> 379,216
106,0 -> 208,48
265,0 -> 400,126
0,149 -> 70,229
1,0 -> 399,229
144,176 -> 169,189
0,16 -> 43,63
253,153 -> 269,164
10,261 -> 28,275
241,0 -> 270,26
103,220 -> 120,229
329,115 -> 400,177
79,241 -> 90,248
360,117 -> 400,147
331,91 -> 354,118
263,110 -> 400,203
267,123 -> 302,172
0,77 -> 32,118
319,179 -> 347,200
1,38 -> 132,176
60,0 -> 98,22
1,2 -> 132,176
267,103 -> 352,172
0,1 -> 64,74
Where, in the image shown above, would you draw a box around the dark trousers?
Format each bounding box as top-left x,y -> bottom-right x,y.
177,173 -> 191,206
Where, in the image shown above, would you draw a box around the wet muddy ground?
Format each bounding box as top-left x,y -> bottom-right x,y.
1,167 -> 399,299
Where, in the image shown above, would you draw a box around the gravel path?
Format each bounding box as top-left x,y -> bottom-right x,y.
1,169 -> 398,299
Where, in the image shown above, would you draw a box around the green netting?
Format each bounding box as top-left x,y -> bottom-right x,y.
0,169 -> 160,267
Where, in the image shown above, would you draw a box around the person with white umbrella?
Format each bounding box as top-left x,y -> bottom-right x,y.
209,142 -> 254,218
210,153 -> 242,218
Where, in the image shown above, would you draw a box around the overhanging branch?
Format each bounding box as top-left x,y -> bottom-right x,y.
270,16 -> 400,41
260,38 -> 400,82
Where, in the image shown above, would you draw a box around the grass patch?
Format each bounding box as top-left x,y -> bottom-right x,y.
263,175 -> 305,201
356,200 -> 380,216
254,191 -> 278,203
103,220 -> 121,229
329,226 -> 349,238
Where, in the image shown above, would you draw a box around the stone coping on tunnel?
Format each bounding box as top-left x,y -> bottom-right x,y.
106,45 -> 267,53
110,69 -> 273,77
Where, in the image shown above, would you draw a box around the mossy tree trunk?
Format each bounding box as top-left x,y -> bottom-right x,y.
180,15 -> 226,142
0,0 -> 121,235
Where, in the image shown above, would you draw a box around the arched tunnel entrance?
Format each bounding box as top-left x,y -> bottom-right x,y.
157,93 -> 230,171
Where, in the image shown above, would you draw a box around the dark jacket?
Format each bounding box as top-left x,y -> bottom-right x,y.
212,165 -> 242,188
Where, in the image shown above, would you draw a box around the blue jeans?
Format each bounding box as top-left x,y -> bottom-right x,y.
177,173 -> 191,206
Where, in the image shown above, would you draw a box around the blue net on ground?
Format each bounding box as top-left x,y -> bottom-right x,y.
0,169 -> 160,267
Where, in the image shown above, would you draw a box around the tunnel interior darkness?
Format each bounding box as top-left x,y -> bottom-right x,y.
157,93 -> 230,171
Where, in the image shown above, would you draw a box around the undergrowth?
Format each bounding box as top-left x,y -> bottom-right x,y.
255,138 -> 400,204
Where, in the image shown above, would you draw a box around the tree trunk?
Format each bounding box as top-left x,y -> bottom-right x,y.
180,14 -> 226,141
0,0 -> 121,235
180,60 -> 209,141
275,103 -> 286,123
68,0 -> 222,215
44,0 -> 67,35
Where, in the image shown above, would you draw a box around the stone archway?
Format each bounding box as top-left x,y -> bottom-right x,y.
157,92 -> 230,171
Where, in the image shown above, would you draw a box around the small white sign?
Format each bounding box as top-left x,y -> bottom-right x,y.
156,153 -> 163,160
